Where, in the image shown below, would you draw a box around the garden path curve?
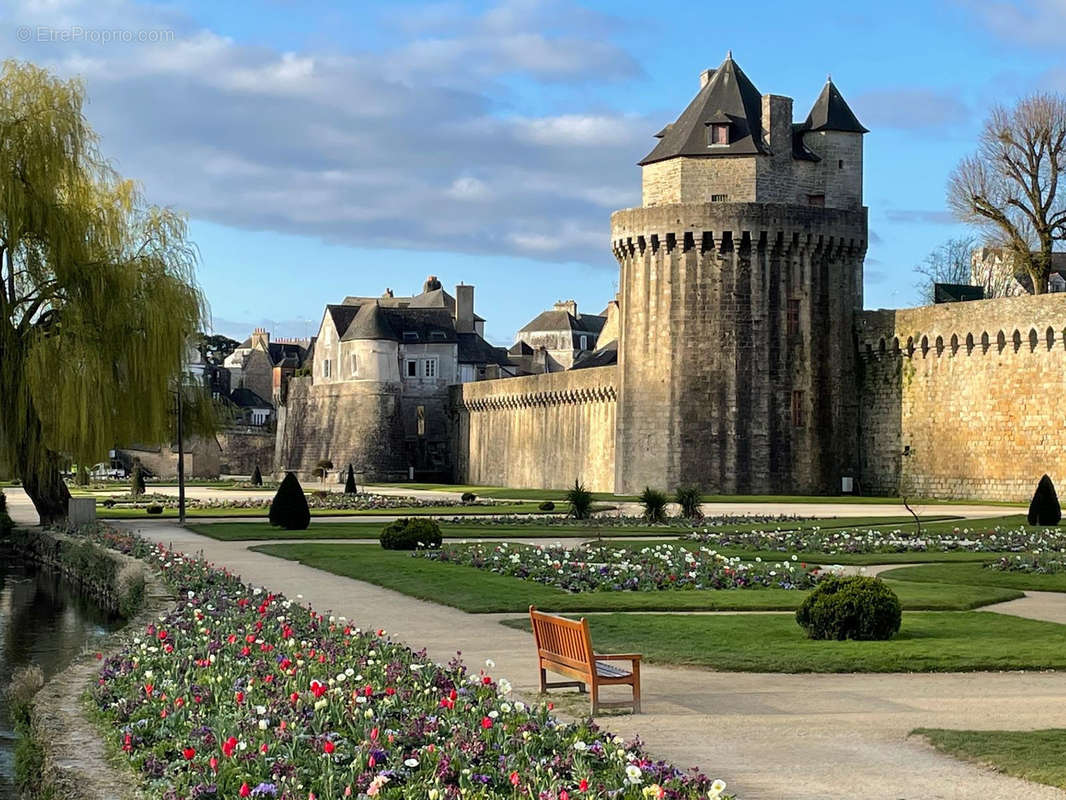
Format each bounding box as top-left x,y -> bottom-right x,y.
113,521 -> 1066,800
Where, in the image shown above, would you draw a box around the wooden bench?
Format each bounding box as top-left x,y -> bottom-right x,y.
529,606 -> 641,714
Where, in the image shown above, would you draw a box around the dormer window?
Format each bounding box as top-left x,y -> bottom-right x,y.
402,331 -> 418,342
708,123 -> 729,146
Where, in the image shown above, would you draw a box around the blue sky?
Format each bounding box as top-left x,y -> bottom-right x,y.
4,0 -> 1066,343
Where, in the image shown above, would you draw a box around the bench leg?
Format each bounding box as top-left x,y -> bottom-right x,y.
632,664 -> 641,714
590,681 -> 599,716
539,667 -> 547,694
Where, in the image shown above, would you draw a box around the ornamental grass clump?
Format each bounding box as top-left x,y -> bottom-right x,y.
566,480 -> 593,520
1028,474 -> 1062,526
268,472 -> 311,530
796,575 -> 902,641
639,487 -> 669,523
379,517 -> 442,550
674,487 -> 703,519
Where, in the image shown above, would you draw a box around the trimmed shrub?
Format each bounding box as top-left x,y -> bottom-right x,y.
0,488 -> 6,513
131,464 -> 146,496
380,517 -> 442,550
252,465 -> 263,487
538,501 -> 556,512
269,472 -> 311,530
566,480 -> 593,520
639,487 -> 669,523
675,486 -> 703,519
461,492 -> 477,503
146,504 -> 164,515
344,464 -> 357,495
76,464 -> 90,486
1028,474 -> 1062,526
0,511 -> 11,537
313,459 -> 334,484
102,498 -> 117,508
796,575 -> 902,641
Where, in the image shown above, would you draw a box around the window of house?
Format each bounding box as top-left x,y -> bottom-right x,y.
707,123 -> 729,146
423,358 -> 438,378
322,359 -> 331,378
710,194 -> 728,202
405,357 -> 438,379
430,330 -> 446,340
579,335 -> 589,350
807,194 -> 825,207
351,353 -> 358,376
403,331 -> 418,341
406,359 -> 418,378
838,159 -> 844,169
791,390 -> 805,428
787,299 -> 800,337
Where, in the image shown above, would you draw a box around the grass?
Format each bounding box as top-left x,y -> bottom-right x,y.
500,612 -> 1066,672
250,543 -> 1021,613
914,728 -> 1066,789
882,561 -> 1066,593
97,502 -> 545,520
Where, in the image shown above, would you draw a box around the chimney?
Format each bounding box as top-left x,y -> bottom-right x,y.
251,327 -> 270,351
700,68 -> 714,89
455,284 -> 475,333
553,299 -> 578,318
423,274 -> 442,293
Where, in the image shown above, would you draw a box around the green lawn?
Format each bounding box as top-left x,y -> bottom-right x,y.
98,502 -> 545,520
882,561 -> 1066,593
914,728 -> 1066,789
251,543 -> 1021,613
500,612 -> 1066,672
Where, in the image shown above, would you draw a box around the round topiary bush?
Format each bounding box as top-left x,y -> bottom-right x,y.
146,504 -> 164,515
795,575 -> 902,641
269,472 -> 311,531
538,500 -> 556,512
461,492 -> 477,503
380,517 -> 443,550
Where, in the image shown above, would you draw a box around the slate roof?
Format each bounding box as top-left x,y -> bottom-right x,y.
803,79 -> 868,133
518,310 -> 606,335
457,333 -> 513,366
572,340 -> 618,370
640,55 -> 767,165
408,287 -> 485,322
326,304 -> 361,337
230,387 -> 273,409
343,303 -> 395,341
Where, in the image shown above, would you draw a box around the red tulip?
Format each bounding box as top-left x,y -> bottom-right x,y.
209,756 -> 218,772
509,771 -> 520,787
481,717 -> 493,730
240,783 -> 251,797
323,740 -> 335,754
182,747 -> 196,760
579,779 -> 589,792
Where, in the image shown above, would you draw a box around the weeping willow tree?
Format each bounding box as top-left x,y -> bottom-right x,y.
0,61 -> 206,523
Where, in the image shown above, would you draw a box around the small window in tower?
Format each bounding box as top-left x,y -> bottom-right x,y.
791,390 -> 805,428
787,299 -> 800,337
710,194 -> 728,202
707,123 -> 729,146
322,359 -> 331,379
838,159 -> 844,169
807,194 -> 825,207
351,353 -> 358,376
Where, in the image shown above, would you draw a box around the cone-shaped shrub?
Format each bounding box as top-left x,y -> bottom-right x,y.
344,464 -> 357,495
269,472 -> 311,530
1028,474 -> 1062,526
131,464 -> 146,496
252,465 -> 263,486
796,575 -> 901,641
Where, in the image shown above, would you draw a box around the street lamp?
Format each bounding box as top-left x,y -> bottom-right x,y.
175,387 -> 186,526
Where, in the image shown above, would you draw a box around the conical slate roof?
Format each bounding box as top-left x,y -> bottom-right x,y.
640,54 -> 767,165
803,79 -> 868,133
342,302 -> 396,341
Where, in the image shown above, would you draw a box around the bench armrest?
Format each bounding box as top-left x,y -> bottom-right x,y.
594,653 -> 642,662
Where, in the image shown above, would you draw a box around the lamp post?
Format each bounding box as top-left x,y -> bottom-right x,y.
176,387 -> 186,526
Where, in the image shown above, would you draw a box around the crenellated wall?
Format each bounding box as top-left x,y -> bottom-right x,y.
452,367 -> 617,492
858,294 -> 1066,502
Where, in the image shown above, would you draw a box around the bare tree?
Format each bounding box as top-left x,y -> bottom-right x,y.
948,93 -> 1066,294
913,236 -> 977,303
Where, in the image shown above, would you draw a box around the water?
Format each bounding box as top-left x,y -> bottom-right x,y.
0,548 -> 124,796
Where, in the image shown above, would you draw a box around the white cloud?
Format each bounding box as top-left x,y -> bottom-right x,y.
956,0 -> 1066,47
4,0 -> 650,267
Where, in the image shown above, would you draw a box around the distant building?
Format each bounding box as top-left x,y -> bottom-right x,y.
510,300 -> 608,372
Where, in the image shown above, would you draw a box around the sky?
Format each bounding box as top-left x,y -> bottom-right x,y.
2,0 -> 1065,344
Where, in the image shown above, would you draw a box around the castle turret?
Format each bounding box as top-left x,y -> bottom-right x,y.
611,55 -> 868,495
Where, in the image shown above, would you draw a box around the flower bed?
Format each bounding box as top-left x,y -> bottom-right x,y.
422,542 -> 819,592
443,514 -> 805,529
84,527 -> 729,799
98,492 -> 508,513
686,525 -> 1066,555
987,552 -> 1066,574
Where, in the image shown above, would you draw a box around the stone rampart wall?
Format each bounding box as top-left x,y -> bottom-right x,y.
857,294 -> 1066,501
452,367 -> 617,492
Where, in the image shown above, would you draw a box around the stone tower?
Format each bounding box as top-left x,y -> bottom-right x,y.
611,55 -> 869,494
